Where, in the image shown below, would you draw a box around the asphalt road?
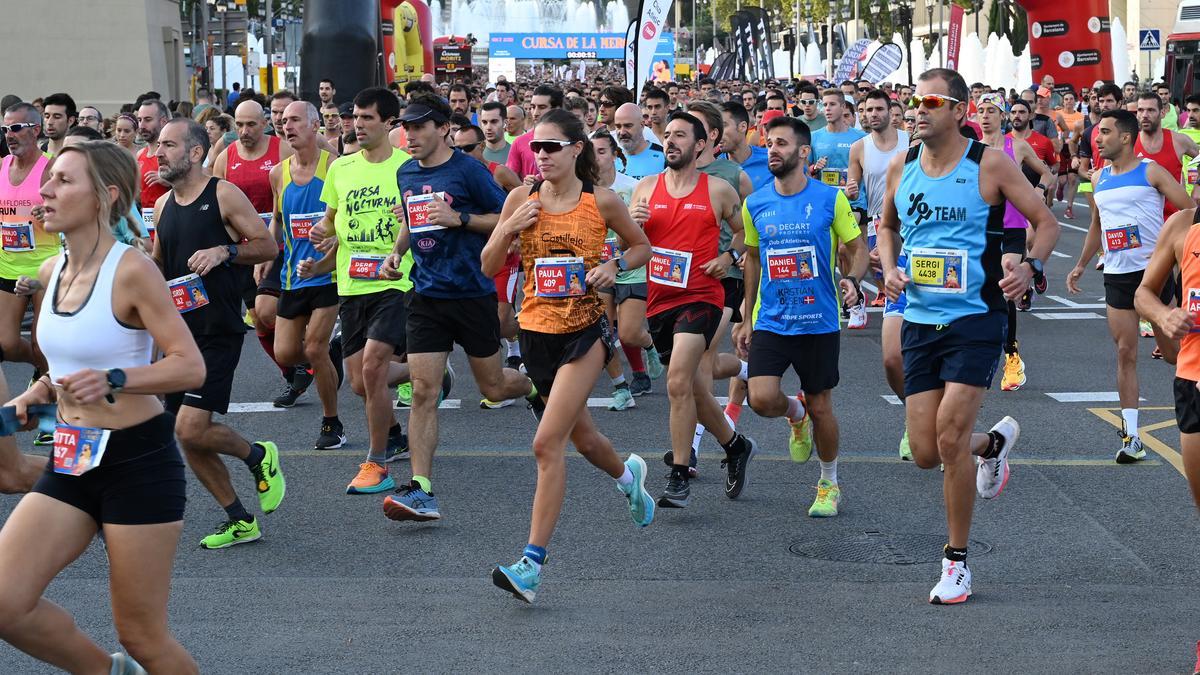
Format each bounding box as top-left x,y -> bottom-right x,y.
1,199 -> 1197,674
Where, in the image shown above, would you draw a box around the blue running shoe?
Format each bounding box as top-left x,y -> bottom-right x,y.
492,556 -> 541,603
383,481 -> 441,521
619,454 -> 654,527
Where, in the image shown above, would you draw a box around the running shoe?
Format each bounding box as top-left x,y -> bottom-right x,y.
109,652 -> 147,675
243,310 -> 255,328
645,348 -> 665,380
1192,640 -> 1199,675
1017,288 -> 1032,312
492,556 -> 540,603
847,300 -> 868,329
658,474 -> 689,508
1152,346 -> 1164,360
292,365 -> 315,393
929,558 -> 972,604
315,420 -> 346,450
386,426 -> 409,462
630,371 -> 652,396
1115,434 -> 1146,464
1064,206 -> 1074,219
1033,271 -> 1047,295
1140,320 -> 1154,338
788,393 -> 813,463
721,435 -> 757,499
346,462 -> 395,494
505,355 -> 526,373
273,383 -> 305,408
250,441 -> 285,513
33,431 -> 53,446
977,416 -> 1018,499
807,479 -> 841,517
199,518 -> 260,549
608,387 -> 636,411
526,384 -> 546,422
441,364 -> 455,403
383,481 -> 441,521
870,290 -> 887,307
619,454 -> 654,527
1095,254 -> 1104,271
1000,352 -> 1026,391
395,382 -> 413,407
899,427 -> 912,461
661,449 -> 699,478
480,397 -> 516,409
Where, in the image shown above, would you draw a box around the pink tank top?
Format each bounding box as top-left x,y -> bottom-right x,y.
1001,137 -> 1028,230
0,153 -> 56,278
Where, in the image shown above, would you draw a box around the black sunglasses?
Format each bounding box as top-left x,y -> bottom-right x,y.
453,142 -> 480,154
529,140 -> 574,154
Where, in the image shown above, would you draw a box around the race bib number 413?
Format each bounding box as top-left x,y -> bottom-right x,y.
1103,223 -> 1142,252
909,247 -> 967,294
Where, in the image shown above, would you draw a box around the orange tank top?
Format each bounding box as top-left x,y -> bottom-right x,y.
1178,209 -> 1200,381
518,181 -> 606,334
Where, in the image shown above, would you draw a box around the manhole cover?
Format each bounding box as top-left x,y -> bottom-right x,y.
788,531 -> 992,565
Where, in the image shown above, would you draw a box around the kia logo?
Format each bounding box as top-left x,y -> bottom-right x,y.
642,22 -> 657,40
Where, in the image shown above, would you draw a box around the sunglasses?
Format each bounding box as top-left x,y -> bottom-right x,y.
599,100 -> 615,108
1,123 -> 38,134
858,88 -> 872,93
908,94 -> 962,109
798,99 -> 817,105
530,139 -> 575,154
453,142 -> 480,154
903,117 -> 917,123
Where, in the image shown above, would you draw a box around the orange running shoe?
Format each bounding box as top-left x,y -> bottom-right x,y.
346,462 -> 395,494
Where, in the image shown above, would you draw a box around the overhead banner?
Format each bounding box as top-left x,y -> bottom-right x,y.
946,3 -> 964,71
834,39 -> 873,82
1017,0 -> 1113,91
490,33 -> 627,59
634,0 -> 670,99
861,43 -> 904,83
745,7 -> 775,80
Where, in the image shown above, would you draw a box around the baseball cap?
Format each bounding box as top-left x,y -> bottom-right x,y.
398,101 -> 449,124
760,109 -> 785,126
1036,86 -> 1052,98
337,101 -> 354,117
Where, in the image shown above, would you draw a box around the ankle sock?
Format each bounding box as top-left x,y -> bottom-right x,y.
944,544 -> 968,562
412,475 -> 432,493
786,395 -> 806,422
523,543 -> 547,570
721,432 -> 748,456
819,459 -> 838,484
223,498 -> 252,523
724,402 -> 743,424
616,465 -> 633,487
244,442 -> 265,468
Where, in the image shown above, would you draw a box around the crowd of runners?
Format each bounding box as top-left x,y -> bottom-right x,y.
1,65 -> 1199,673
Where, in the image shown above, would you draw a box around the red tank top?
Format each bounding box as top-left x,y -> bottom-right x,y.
136,146 -> 167,208
1135,129 -> 1183,216
226,135 -> 281,215
643,172 -> 723,316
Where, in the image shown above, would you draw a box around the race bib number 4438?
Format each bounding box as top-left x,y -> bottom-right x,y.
909,247 -> 967,293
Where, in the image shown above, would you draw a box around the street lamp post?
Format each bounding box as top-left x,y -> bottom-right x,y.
895,0 -> 914,85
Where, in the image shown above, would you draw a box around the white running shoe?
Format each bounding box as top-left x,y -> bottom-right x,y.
977,416 -> 1019,499
929,558 -> 972,604
847,301 -> 868,329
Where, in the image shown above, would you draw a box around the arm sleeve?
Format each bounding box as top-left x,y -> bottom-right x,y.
1003,225 -> 1028,255
831,191 -> 862,244
742,202 -> 758,248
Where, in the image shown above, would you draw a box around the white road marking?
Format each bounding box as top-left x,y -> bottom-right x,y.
1050,250 -> 1071,258
1032,312 -> 1105,320
881,395 -> 902,405
1046,392 -> 1144,403
1059,221 -> 1090,233
1045,295 -> 1105,309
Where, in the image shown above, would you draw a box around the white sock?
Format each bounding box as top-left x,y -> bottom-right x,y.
1121,408 -> 1139,438
616,466 -> 634,487
820,459 -> 838,484
691,423 -> 704,452
786,395 -> 806,421
738,359 -> 749,381
506,339 -> 521,358
611,374 -> 626,386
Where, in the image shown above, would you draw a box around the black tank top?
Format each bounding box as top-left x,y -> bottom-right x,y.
157,178 -> 247,335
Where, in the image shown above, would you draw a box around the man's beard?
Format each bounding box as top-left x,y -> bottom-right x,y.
768,151 -> 800,177
159,155 -> 191,183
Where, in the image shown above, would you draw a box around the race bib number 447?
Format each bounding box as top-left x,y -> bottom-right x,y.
909,247 -> 967,293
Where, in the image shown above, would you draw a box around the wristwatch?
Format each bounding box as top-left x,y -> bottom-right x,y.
459,211 -> 471,227
1024,257 -> 1045,278
725,249 -> 742,263
224,244 -> 239,265
616,257 -> 629,272
106,368 -> 126,393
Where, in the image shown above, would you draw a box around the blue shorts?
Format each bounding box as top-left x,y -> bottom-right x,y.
901,311 -> 1005,397
883,291 -> 907,318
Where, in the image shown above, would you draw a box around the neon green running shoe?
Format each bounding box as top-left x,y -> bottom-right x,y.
899,426 -> 912,461
788,393 -> 813,463
807,479 -> 841,518
396,382 -> 413,407
251,441 -> 285,514
199,518 -> 261,549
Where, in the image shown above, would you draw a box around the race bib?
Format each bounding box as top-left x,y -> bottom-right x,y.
1189,289 -> 1200,333
289,211 -> 322,241
140,207 -> 156,243
867,215 -> 880,238
348,253 -> 387,280
1103,223 -> 1142,252
533,257 -> 587,297
648,247 -> 692,288
168,273 -> 209,312
766,245 -> 818,281
909,247 -> 967,293
259,212 -> 273,228
406,192 -> 448,234
820,169 -> 848,189
1187,160 -> 1199,187
601,236 -> 619,263
52,425 -> 111,476
1,222 -> 35,252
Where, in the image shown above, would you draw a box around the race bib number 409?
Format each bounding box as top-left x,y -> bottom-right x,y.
348,254 -> 387,280
534,257 -> 587,297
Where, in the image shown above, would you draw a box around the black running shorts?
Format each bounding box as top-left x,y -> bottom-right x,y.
521,317 -> 614,398
277,283 -> 339,320
722,277 -> 745,324
747,329 -> 840,394
165,332 -> 244,415
338,289 -> 408,358
256,251 -> 285,297
1104,269 -> 1174,311
406,292 -> 501,358
647,302 -> 723,366
1175,377 -> 1200,434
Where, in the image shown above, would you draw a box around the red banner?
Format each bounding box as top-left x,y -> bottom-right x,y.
1017,0 -> 1114,92
946,3 -> 964,71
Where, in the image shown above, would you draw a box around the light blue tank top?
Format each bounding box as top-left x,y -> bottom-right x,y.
279,150 -> 333,290
896,140 -> 1007,325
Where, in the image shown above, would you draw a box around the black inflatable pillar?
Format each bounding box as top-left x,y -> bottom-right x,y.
300,0 -> 380,104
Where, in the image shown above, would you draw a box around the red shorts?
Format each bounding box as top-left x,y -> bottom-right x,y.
493,251 -> 521,305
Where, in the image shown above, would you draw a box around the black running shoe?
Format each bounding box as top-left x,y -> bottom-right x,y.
505,355 -> 525,372
661,449 -> 698,477
315,420 -> 346,450
658,475 -> 690,508
721,436 -> 758,500
526,388 -> 545,422
292,365 -> 315,392
1017,289 -> 1032,312
630,371 -> 652,396
386,425 -> 409,461
1033,271 -> 1047,295
273,384 -> 304,408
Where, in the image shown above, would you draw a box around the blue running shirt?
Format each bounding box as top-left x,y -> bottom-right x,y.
279,150 -> 333,290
